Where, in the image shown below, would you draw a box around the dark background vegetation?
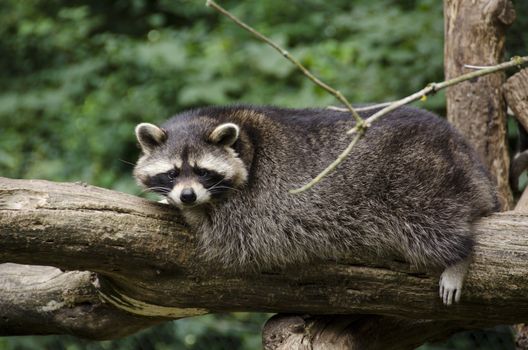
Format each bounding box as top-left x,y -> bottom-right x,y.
0,0 -> 526,349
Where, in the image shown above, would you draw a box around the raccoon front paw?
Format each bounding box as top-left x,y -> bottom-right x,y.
439,272 -> 462,306
438,260 -> 469,306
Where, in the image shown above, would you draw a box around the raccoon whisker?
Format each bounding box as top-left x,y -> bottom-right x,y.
209,190 -> 232,195
119,159 -> 137,167
208,179 -> 242,193
209,186 -> 241,193
141,187 -> 171,195
182,202 -> 202,209
209,185 -> 228,190
208,179 -> 226,190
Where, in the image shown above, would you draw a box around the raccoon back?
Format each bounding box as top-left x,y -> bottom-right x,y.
186,105 -> 498,270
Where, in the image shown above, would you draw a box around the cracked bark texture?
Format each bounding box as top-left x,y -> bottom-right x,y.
0,264 -> 165,339
444,0 -> 516,210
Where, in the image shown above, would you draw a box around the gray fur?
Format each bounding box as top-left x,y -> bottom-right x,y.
134,105 -> 498,276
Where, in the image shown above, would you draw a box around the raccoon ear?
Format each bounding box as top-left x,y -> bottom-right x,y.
209,123 -> 239,147
135,123 -> 167,154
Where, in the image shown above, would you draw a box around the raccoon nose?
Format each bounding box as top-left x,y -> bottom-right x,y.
180,188 -> 197,204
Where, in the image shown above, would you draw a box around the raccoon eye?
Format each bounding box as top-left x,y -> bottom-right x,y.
167,168 -> 179,180
194,167 -> 209,177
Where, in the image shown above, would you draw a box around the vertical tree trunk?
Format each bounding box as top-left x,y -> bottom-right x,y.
444,0 -> 516,209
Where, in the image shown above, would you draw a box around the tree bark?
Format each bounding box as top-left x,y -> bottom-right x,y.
505,68 -> 528,133
505,68 -> 528,193
514,186 -> 528,350
444,0 -> 516,209
0,264 -> 164,339
518,189 -> 528,213
261,314 -> 486,350
2,177 -> 528,342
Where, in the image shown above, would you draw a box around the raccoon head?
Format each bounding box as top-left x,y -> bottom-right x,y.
133,121 -> 248,210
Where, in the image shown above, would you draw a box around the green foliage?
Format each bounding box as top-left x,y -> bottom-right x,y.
418,326 -> 515,350
0,313 -> 269,350
0,0 -> 448,193
1,0 -> 526,349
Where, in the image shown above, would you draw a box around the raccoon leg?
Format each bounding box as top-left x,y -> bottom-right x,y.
439,258 -> 469,306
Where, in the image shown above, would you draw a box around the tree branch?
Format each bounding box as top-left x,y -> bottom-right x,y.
0,263 -> 164,339
505,68 -> 528,132
2,176 -> 528,341
348,56 -> 528,135
262,314 -> 482,350
505,68 -> 528,194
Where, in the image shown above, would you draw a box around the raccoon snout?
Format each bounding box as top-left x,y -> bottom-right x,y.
180,188 -> 197,204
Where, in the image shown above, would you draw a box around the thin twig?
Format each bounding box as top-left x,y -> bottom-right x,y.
464,64 -> 492,69
295,55 -> 527,192
347,56 -> 528,135
328,102 -> 393,112
205,0 -> 364,128
289,132 -> 364,194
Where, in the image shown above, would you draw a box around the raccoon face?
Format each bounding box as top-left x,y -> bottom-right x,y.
133,121 -> 248,209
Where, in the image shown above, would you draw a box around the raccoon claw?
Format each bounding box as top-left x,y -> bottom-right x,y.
439,261 -> 468,306
439,275 -> 461,305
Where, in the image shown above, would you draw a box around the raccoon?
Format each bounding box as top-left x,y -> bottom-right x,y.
133,105 -> 498,305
